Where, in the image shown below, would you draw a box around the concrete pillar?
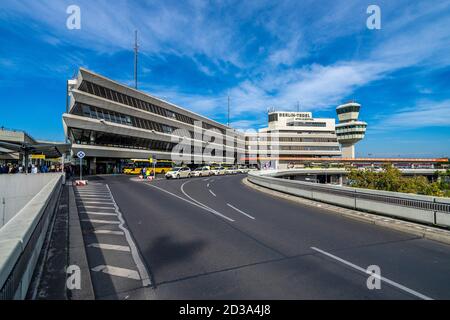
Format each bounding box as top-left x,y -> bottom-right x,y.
341,145 -> 355,158
339,175 -> 343,185
89,157 -> 97,175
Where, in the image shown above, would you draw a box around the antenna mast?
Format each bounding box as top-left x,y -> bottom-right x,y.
227,94 -> 230,127
134,30 -> 139,89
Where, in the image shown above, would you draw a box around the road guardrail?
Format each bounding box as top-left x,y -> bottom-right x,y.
0,173 -> 63,299
248,170 -> 450,228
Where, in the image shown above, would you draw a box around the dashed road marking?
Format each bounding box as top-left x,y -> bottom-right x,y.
91,265 -> 141,280
88,243 -> 131,252
209,189 -> 217,197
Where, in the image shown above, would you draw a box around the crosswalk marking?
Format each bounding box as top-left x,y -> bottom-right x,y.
80,212 -> 117,216
91,265 -> 141,280
88,243 -> 131,252
81,218 -> 120,224
93,230 -> 124,235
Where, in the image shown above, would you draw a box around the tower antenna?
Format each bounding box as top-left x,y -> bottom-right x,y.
227,94 -> 230,127
134,30 -> 139,89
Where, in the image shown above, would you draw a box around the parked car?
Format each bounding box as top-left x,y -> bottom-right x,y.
191,166 -> 212,177
211,167 -> 226,175
225,166 -> 238,174
238,166 -> 250,174
165,167 -> 191,179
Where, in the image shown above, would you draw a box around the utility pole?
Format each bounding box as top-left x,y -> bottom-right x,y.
134,30 -> 139,90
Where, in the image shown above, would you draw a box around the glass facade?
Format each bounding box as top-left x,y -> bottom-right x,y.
78,80 -> 226,134
73,104 -> 177,135
286,121 -> 327,127
336,105 -> 360,115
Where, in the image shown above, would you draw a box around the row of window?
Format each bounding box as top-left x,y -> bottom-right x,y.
78,80 -> 226,134
337,105 -> 360,115
278,137 -> 338,143
278,146 -> 341,151
336,124 -> 367,130
286,121 -> 327,127
73,104 -> 243,150
74,104 -> 176,135
70,128 -> 233,156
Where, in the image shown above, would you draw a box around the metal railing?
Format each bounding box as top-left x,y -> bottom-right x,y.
248,171 -> 450,227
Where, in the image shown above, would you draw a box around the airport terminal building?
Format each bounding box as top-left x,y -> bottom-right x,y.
63,68 -> 371,173
63,68 -> 245,174
244,111 -> 343,169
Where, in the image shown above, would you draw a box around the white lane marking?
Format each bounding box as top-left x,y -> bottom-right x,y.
106,184 -> 152,287
76,195 -> 112,199
207,183 -> 210,188
82,206 -> 116,210
93,230 -> 124,235
81,218 -> 120,224
77,201 -> 114,205
209,189 -> 217,197
91,265 -> 141,280
146,183 -> 234,222
88,243 -> 130,252
80,212 -> 117,216
76,190 -> 108,195
310,247 -> 433,300
180,181 -> 235,222
226,203 -> 255,220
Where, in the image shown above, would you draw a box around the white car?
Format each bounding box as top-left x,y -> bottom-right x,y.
225,167 -> 238,174
165,167 -> 191,179
237,166 -> 250,174
211,167 -> 226,175
191,166 -> 212,177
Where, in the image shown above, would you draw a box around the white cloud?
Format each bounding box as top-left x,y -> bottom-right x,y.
373,100 -> 450,131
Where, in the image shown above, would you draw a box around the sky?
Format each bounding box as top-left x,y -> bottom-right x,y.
1,0 -> 449,157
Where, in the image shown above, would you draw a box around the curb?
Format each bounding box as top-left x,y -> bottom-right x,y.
242,178 -> 450,246
67,184 -> 95,300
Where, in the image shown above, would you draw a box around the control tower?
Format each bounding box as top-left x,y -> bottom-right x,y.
336,102 -> 367,158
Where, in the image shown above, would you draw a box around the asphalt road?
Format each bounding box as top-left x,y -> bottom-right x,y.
82,174 -> 450,299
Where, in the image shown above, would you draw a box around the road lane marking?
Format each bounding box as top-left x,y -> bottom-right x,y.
81,218 -> 120,224
106,184 -> 152,287
207,183 -> 210,188
310,247 -> 433,300
146,182 -> 234,222
209,190 -> 217,197
226,203 -> 256,220
88,243 -> 131,252
76,195 -> 112,199
180,181 -> 235,222
81,205 -> 116,209
93,230 -> 125,235
77,201 -> 114,205
91,265 -> 141,280
80,212 -> 117,216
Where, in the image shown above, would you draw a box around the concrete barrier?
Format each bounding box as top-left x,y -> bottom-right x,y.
248,171 -> 450,228
0,174 -> 62,299
0,173 -> 62,228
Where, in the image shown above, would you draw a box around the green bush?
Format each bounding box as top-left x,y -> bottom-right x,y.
347,165 -> 447,197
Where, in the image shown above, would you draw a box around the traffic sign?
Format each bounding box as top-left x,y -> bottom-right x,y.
77,151 -> 85,159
